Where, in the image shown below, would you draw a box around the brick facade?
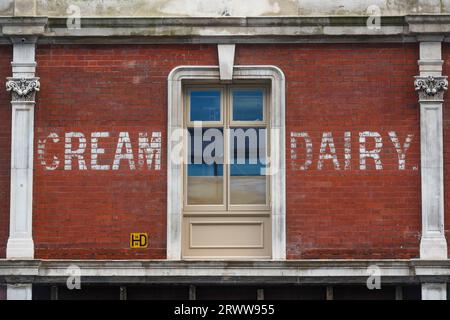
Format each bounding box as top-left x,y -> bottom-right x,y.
236,44 -> 421,259
33,45 -> 217,259
26,43 -> 425,259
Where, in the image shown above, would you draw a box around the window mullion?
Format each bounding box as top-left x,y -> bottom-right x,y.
225,85 -> 230,211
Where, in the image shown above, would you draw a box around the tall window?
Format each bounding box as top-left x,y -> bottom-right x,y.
168,66 -> 285,260
184,85 -> 270,212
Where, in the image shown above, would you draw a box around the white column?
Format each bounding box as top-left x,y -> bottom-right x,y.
5,37 -> 39,260
6,284 -> 32,300
414,37 -> 448,300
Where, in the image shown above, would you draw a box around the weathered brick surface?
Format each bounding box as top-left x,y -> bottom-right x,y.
236,44 -> 421,259
0,46 -> 11,258
32,43 -> 422,259
443,44 -> 450,257
34,44 -> 217,259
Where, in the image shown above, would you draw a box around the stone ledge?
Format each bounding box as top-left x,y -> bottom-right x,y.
0,15 -> 447,40
0,17 -> 47,36
0,259 -> 449,285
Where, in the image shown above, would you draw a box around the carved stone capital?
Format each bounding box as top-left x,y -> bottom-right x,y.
6,77 -> 40,102
414,75 -> 448,101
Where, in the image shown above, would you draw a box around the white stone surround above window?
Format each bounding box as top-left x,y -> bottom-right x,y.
167,64 -> 286,260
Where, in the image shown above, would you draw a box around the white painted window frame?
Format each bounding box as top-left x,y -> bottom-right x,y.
167,65 -> 286,260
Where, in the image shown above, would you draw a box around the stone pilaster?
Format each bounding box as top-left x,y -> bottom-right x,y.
6,37 -> 39,264
415,37 -> 448,300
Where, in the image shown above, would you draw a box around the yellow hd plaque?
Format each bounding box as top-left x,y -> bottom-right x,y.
130,233 -> 148,248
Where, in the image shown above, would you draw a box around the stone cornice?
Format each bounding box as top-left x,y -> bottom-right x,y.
0,15 -> 447,43
0,259 -> 449,285
0,17 -> 47,36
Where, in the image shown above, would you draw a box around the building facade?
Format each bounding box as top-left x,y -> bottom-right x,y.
0,0 -> 449,300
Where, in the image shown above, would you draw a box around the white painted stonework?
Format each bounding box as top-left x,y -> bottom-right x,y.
422,283 -> 447,300
159,0 -> 282,17
6,37 -> 38,261
416,40 -> 448,261
217,44 -> 235,81
415,39 -> 448,301
30,0 -> 450,17
6,284 -> 32,300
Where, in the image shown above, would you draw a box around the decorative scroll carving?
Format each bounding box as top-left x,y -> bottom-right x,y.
6,77 -> 40,102
414,75 -> 448,101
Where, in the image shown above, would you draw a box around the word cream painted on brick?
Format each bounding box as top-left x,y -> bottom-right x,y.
37,131 -> 162,171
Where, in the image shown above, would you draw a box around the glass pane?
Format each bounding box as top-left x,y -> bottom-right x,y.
190,90 -> 221,122
232,89 -> 264,121
229,127 -> 267,205
187,128 -> 224,205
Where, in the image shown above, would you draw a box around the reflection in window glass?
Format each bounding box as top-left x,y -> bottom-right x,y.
232,90 -> 264,121
190,90 -> 221,122
229,127 -> 266,205
187,128 -> 224,205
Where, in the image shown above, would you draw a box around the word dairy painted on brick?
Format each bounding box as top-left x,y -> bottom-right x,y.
37,131 -> 162,171
290,131 -> 415,171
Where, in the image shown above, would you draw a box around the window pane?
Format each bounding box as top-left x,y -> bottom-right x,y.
232,90 -> 264,121
187,128 -> 224,205
229,127 -> 267,205
190,90 -> 221,122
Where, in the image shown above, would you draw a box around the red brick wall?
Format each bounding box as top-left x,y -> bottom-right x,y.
34,43 -> 422,259
236,44 -> 421,259
34,44 -> 217,259
0,46 -> 11,258
443,44 -> 450,257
